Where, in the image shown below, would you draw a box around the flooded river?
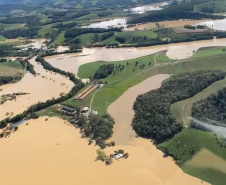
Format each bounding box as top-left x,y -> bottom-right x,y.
0,75 -> 209,185
0,57 -> 73,120
46,38 -> 226,77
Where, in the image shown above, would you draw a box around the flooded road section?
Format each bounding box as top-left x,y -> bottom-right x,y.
0,57 -> 73,120
0,75 -> 209,185
107,74 -> 209,185
46,38 -> 226,77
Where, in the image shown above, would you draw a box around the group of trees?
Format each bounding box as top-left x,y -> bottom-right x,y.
65,28 -> 121,40
1,27 -> 39,39
93,63 -> 125,79
94,64 -> 115,79
0,76 -> 15,86
0,45 -> 14,57
121,29 -> 226,48
77,114 -> 115,148
35,55 -> 82,84
19,59 -> 36,75
192,87 -> 226,127
132,70 -> 226,142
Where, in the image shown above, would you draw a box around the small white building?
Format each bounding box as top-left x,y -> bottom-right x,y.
81,107 -> 89,113
114,154 -> 123,160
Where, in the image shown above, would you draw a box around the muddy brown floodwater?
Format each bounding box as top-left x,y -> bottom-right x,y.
107,74 -> 210,185
46,38 -> 226,78
0,57 -> 73,120
0,75 -> 210,185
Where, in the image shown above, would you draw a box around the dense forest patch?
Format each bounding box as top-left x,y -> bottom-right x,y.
132,70 -> 226,142
192,87 -> 226,127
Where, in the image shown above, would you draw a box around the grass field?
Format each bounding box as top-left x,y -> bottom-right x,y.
116,30 -> 158,44
183,164 -> 226,185
158,128 -> 226,185
155,51 -> 173,64
192,47 -> 226,59
78,50 -> 226,115
1,23 -> 26,31
75,54 -> 156,114
38,25 -> 58,37
158,128 -> 226,163
0,35 -> 6,41
52,31 -> 65,46
78,54 -> 155,80
0,61 -> 23,76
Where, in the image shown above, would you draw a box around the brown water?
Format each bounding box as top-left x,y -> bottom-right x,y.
106,74 -> 209,185
0,57 -> 73,119
0,106 -> 209,185
46,38 -> 226,77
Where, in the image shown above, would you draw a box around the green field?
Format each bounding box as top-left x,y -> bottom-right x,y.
76,54 -> 156,114
158,128 -> 226,185
52,31 -> 65,46
38,25 -> 58,37
0,35 -> 6,41
183,164 -> 226,185
192,47 -> 226,59
115,30 -> 158,44
78,49 -> 226,115
0,61 -> 23,76
155,51 -> 173,64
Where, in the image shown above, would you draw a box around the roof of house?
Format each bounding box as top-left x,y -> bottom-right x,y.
61,105 -> 76,112
114,154 -> 123,159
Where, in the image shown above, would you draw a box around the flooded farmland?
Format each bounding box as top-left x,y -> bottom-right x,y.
45,38 -> 226,78
0,57 -> 73,119
0,75 -> 210,185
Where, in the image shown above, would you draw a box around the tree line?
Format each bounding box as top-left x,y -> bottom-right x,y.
132,70 -> 226,142
77,114 -> 115,148
121,31 -> 226,48
65,28 -> 122,39
1,27 -> 39,39
19,59 -> 36,75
